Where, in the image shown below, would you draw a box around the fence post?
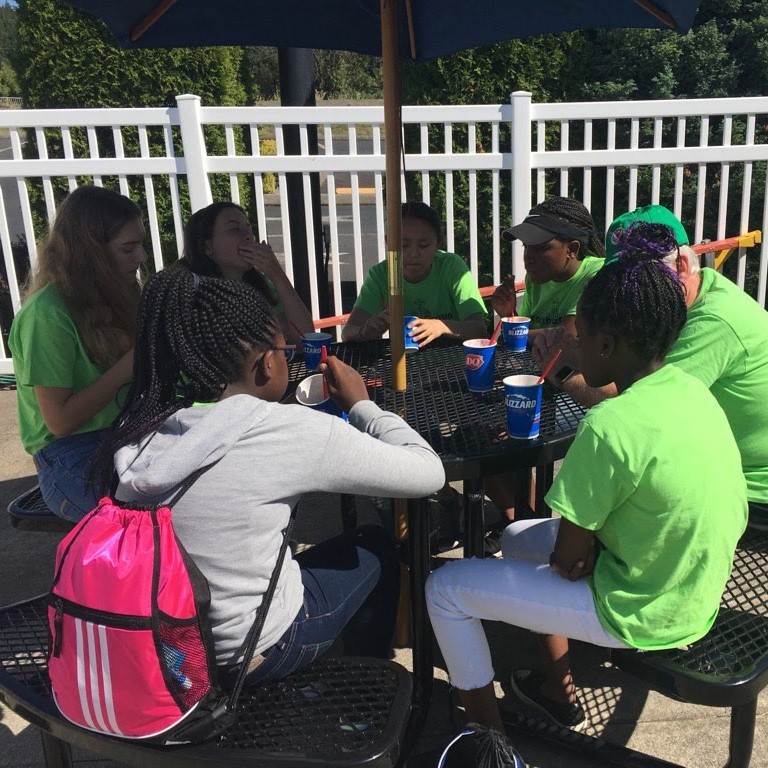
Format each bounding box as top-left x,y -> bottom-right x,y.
510,91 -> 532,280
176,94 -> 212,212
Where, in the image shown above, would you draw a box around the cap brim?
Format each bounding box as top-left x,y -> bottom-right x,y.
502,222 -> 556,245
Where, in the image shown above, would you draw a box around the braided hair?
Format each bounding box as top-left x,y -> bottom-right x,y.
529,197 -> 605,258
578,222 -> 686,362
93,268 -> 279,492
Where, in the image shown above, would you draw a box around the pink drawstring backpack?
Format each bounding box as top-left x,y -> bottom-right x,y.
47,467 -> 296,745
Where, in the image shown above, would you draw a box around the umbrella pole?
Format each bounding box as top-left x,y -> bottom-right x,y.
381,0 -> 405,393
382,0 -> 411,648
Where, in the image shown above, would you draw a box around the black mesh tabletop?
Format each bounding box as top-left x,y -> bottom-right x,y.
288,340 -> 586,481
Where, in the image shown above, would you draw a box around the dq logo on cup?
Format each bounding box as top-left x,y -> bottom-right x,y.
463,339 -> 495,393
301,332 -> 332,372
503,374 -> 543,439
501,316 -> 531,353
295,374 -> 347,421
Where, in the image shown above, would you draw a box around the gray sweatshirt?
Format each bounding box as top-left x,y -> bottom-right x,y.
114,395 -> 445,666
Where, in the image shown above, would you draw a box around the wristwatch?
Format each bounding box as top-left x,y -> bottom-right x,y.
553,365 -> 577,388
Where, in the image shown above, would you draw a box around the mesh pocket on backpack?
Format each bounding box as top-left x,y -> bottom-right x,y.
158,617 -> 212,709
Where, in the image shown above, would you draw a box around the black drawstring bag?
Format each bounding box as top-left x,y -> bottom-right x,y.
438,725 -> 528,767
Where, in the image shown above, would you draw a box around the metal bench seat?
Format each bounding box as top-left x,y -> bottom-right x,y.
7,486 -> 75,533
0,596 -> 412,768
503,524 -> 768,768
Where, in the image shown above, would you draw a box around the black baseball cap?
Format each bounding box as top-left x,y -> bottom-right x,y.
502,213 -> 591,246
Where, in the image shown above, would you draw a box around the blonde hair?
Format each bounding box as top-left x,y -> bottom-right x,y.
26,186 -> 143,369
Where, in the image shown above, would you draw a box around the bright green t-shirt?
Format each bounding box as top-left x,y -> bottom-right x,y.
9,284 -> 123,455
519,255 -> 604,329
666,268 -> 768,503
353,250 -> 487,321
546,364 -> 747,650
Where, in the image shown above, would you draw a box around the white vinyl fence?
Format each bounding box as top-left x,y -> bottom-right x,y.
1,91 -> 768,375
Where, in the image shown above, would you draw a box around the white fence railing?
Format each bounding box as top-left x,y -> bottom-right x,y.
1,91 -> 768,375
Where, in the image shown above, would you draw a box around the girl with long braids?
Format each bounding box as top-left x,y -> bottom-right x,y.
9,185 -> 146,521
94,268 -> 444,684
486,197 -> 606,532
177,202 -> 313,345
426,222 -> 747,733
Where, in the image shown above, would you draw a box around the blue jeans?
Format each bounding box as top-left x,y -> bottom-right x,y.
34,430 -> 108,522
222,525 -> 398,688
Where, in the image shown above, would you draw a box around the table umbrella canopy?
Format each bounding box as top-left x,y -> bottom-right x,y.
60,0 -> 703,392
64,1 -> 702,59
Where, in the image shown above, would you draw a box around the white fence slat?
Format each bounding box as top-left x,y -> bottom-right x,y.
225,124 -> 240,205
694,116 -> 709,244
138,125 -> 163,273
444,123 -> 454,253
559,120 -> 569,196
322,124 -> 343,319
162,123 -> 184,261
34,127 -> 56,224
10,126 -> 37,268
373,125 -> 385,268
60,126 -> 77,192
468,123 -> 478,279
86,125 -> 103,188
112,125 -> 130,198
738,114 -> 756,286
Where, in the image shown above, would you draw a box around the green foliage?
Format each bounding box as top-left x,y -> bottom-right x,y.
16,0 -> 247,269
243,46 -> 382,102
0,5 -> 17,59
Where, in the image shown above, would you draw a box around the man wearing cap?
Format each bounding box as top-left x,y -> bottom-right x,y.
493,197 -> 606,343
536,204 -> 768,510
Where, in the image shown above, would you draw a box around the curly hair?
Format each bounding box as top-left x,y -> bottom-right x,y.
26,185 -> 143,369
92,268 -> 279,492
578,222 -> 686,361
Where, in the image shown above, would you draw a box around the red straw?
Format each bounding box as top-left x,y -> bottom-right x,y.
489,319 -> 502,345
537,347 -> 564,385
320,345 -> 329,399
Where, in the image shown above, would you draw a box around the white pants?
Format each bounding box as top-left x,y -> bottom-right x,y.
425,518 -> 629,691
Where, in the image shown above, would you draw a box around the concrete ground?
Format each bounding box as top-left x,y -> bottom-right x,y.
0,386 -> 766,767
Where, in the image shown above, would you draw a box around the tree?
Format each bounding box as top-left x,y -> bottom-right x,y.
16,0 -> 247,266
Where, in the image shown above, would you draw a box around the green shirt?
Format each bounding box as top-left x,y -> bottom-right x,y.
9,284 -> 122,455
353,250 -> 487,321
519,255 -> 604,329
546,365 -> 747,650
666,268 -> 768,503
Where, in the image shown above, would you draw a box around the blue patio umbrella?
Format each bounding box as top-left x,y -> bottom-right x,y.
61,0 -> 704,390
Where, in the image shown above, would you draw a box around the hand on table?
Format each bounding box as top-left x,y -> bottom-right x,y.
491,274 -> 517,319
318,356 -> 370,412
409,317 -> 451,346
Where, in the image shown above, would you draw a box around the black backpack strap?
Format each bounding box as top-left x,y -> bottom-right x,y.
164,459 -> 222,508
226,501 -> 300,711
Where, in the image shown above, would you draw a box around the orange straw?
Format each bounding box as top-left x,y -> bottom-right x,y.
537,348 -> 564,385
489,319 -> 502,345
320,345 -> 329,399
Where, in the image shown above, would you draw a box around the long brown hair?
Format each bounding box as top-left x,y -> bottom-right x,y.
176,202 -> 277,304
26,185 -> 143,369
